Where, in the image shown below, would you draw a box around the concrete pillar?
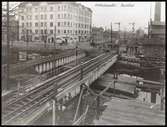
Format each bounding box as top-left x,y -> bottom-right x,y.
47,62 -> 50,71
52,99 -> 56,125
42,63 -> 44,73
62,58 -> 64,65
96,96 -> 100,120
37,64 -> 40,73
39,64 -> 42,74
151,92 -> 156,103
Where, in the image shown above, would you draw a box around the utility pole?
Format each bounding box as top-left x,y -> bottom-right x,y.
26,29 -> 28,60
110,22 -> 112,44
6,1 -> 10,90
114,22 -> 120,54
75,44 -> 78,66
129,22 -> 135,38
54,26 -> 56,47
115,22 -> 120,39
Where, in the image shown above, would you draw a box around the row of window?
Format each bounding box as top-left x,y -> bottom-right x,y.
21,29 -> 90,35
23,6 -> 54,13
24,4 -> 90,16
21,14 -> 90,21
22,22 -> 53,27
21,14 -> 53,20
58,22 -> 90,29
58,14 -> 91,22
22,22 -> 91,29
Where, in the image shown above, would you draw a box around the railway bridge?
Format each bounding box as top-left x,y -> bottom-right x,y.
2,52 -> 118,125
2,51 -> 165,125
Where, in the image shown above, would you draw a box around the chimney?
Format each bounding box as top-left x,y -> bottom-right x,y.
154,2 -> 161,21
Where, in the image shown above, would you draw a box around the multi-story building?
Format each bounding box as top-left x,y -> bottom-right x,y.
92,27 -> 104,43
18,2 -> 92,43
2,14 -> 19,43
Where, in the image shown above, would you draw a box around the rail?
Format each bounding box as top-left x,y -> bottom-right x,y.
2,52 -> 117,124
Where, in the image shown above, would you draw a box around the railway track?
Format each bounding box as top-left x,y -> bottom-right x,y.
2,52 -> 117,125
2,55 -> 88,105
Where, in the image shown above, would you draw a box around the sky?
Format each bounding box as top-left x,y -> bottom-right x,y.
3,2 -> 165,33
79,2 -> 165,32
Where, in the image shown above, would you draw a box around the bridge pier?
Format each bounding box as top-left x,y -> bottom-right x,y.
52,99 -> 56,125
151,92 -> 157,103
96,96 -> 100,120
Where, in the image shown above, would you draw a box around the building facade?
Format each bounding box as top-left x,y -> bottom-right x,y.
92,27 -> 104,43
2,14 -> 19,43
18,2 -> 92,43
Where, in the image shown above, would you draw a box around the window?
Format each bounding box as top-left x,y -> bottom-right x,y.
64,14 -> 66,18
45,15 -> 47,20
68,22 -> 70,27
44,7 -> 47,11
45,22 -> 47,27
26,22 -> 28,27
58,6 -> 60,11
35,8 -> 38,12
30,22 -> 32,27
64,22 -> 66,26
64,30 -> 66,34
50,6 -> 53,11
44,29 -> 47,34
35,22 -> 38,27
58,14 -> 60,19
21,16 -> 24,20
41,15 -> 43,20
58,22 -> 60,27
35,15 -> 38,20
50,22 -> 53,27
50,14 -> 53,19
22,23 -> 24,27
58,29 -> 60,33
41,29 -> 43,34
41,22 -> 43,27
29,8 -> 32,12
35,29 -> 38,34
50,29 -> 53,34
41,7 -> 43,11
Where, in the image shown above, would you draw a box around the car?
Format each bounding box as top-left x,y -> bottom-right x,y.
55,37 -> 65,44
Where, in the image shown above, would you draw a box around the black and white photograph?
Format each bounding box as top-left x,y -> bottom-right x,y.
1,1 -> 166,125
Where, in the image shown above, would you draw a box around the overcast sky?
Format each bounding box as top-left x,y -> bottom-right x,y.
3,2 -> 165,33
79,2 -> 165,32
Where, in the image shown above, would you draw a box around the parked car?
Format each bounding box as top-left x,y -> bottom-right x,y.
55,37 -> 65,44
